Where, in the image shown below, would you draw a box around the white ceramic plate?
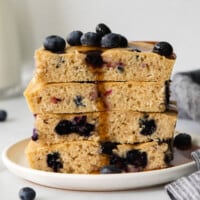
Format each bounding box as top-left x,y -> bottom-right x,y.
2,133 -> 199,191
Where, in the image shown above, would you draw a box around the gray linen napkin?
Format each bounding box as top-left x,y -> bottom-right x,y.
171,70 -> 200,121
165,150 -> 200,200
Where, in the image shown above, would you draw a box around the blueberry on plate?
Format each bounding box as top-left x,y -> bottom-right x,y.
96,23 -> 111,36
152,41 -> 173,57
174,133 -> 192,150
66,30 -> 83,46
43,35 -> 66,53
101,33 -> 128,48
81,32 -> 101,46
100,165 -> 122,174
19,187 -> 36,200
0,110 -> 7,122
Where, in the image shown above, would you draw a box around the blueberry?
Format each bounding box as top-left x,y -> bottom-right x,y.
76,123 -> 95,136
19,187 -> 36,200
117,63 -> 124,73
72,116 -> 95,136
100,165 -> 122,174
0,110 -> 7,122
73,116 -> 87,126
85,51 -> 104,67
139,116 -> 157,135
54,120 -> 73,135
126,150 -> 147,168
164,152 -> 173,164
73,95 -> 85,107
67,30 -> 83,46
110,154 -> 126,169
101,33 -> 121,48
152,41 -> 173,57
55,116 -> 95,137
96,23 -> 111,36
81,32 -> 101,46
47,152 -> 63,172
101,33 -> 128,48
101,142 -> 118,155
119,35 -> 128,47
174,133 -> 192,150
31,129 -> 38,141
43,35 -> 66,53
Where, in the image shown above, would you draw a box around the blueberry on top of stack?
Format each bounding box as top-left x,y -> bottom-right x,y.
44,23 -> 173,57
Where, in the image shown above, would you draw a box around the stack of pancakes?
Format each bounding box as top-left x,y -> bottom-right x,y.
24,40 -> 177,174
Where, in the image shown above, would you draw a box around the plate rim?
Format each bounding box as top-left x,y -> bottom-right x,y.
1,134 -> 199,190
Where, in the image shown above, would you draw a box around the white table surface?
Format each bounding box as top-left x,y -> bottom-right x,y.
1,96 -> 200,200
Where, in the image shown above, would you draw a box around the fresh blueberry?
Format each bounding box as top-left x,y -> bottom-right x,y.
126,150 -> 147,168
100,165 -> 122,174
96,23 -> 111,36
119,35 -> 128,47
54,120 -> 73,135
19,187 -> 36,200
0,110 -> 7,122
67,30 -> 83,46
101,33 -> 128,48
81,32 -> 101,46
101,142 -> 118,155
85,51 -> 104,67
174,133 -> 192,150
43,35 -> 66,53
152,41 -> 173,57
101,33 -> 121,48
47,152 -> 63,172
139,116 -> 157,135
73,95 -> 85,107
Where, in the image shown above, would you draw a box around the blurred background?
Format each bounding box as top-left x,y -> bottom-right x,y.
1,0 -> 200,94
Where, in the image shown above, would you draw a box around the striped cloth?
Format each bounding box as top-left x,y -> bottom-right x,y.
165,149 -> 200,200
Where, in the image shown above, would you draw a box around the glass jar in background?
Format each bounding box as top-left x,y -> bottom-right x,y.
0,0 -> 22,99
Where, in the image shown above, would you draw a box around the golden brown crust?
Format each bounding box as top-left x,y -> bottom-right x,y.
24,79 -> 167,113
34,41 -> 175,83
